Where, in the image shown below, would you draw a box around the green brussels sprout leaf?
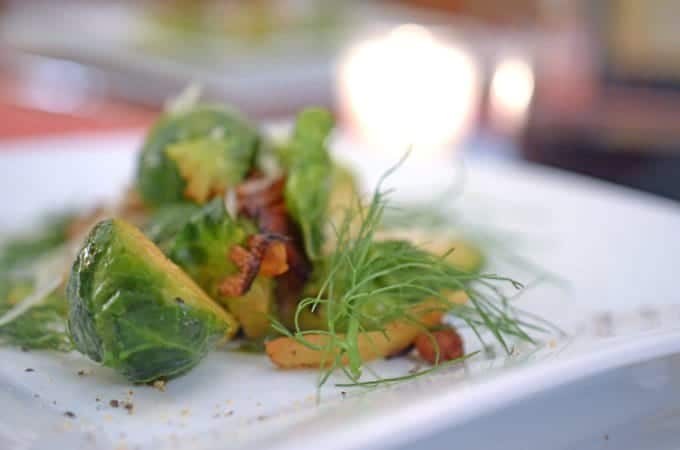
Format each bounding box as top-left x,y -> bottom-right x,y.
136,106 -> 259,207
282,108 -> 334,260
67,219 -> 238,383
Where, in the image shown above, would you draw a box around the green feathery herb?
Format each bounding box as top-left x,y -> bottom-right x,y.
272,156 -> 535,389
0,277 -> 71,352
0,213 -> 74,274
382,185 -> 566,285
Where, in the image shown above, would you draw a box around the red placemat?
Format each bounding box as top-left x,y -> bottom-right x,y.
0,73 -> 157,140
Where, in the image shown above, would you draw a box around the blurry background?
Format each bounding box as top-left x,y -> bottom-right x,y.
1,0 -> 679,199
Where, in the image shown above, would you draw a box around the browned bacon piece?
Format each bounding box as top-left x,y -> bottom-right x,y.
236,174 -> 312,316
218,233 -> 289,297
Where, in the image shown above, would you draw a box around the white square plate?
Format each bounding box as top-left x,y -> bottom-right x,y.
1,131 -> 680,450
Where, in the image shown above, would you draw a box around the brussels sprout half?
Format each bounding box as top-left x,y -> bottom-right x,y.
136,106 -> 260,207
67,219 -> 238,383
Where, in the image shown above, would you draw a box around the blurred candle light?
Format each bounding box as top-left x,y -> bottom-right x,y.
489,57 -> 535,134
338,24 -> 480,159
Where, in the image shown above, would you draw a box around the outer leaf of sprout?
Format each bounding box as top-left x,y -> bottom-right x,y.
281,108 -> 334,260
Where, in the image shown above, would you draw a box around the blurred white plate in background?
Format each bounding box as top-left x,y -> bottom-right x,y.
0,131 -> 680,450
0,2 -> 459,114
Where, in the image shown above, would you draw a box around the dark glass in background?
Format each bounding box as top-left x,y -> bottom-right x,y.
522,0 -> 680,201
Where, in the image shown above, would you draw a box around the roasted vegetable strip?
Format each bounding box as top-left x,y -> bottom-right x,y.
266,301 -> 446,369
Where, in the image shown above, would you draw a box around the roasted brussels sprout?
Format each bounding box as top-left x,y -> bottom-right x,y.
163,199 -> 255,298
163,199 -> 277,338
136,106 -> 260,207
281,108 -> 334,260
67,219 -> 238,382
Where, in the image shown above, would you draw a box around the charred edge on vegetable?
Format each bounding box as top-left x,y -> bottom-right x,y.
219,233 -> 288,297
236,173 -> 312,315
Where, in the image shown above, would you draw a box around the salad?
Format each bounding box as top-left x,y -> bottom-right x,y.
0,99 -> 535,389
